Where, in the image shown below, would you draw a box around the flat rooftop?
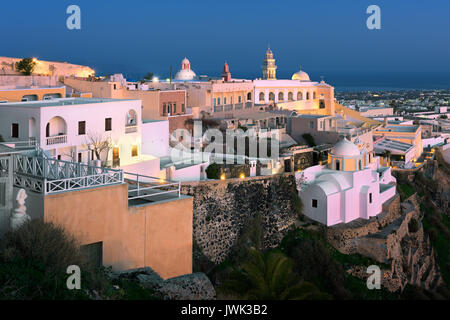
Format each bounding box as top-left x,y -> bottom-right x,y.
0,97 -> 138,108
296,114 -> 330,119
374,138 -> 414,153
379,125 -> 418,133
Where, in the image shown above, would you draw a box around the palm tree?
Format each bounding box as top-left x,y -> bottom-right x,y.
237,248 -> 330,300
383,150 -> 392,166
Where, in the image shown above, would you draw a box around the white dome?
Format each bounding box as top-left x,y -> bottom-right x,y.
181,57 -> 190,65
331,138 -> 361,157
175,69 -> 196,80
292,69 -> 310,81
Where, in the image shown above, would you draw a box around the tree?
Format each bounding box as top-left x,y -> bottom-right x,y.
236,248 -> 331,300
85,131 -> 113,164
143,72 -> 154,81
382,150 -> 392,166
302,133 -> 316,147
15,58 -> 36,75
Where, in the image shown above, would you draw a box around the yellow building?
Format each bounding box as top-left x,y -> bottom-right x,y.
0,86 -> 66,102
374,124 -> 423,159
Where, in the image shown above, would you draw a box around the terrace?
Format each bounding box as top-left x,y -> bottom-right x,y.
8,150 -> 181,204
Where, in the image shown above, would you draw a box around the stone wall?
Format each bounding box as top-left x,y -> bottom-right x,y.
181,174 -> 298,263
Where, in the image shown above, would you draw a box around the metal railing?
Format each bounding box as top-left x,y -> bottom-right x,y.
245,102 -> 253,109
46,134 -> 67,145
124,172 -> 181,201
224,104 -> 233,111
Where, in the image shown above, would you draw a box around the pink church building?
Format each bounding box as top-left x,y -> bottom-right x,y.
297,138 -> 397,226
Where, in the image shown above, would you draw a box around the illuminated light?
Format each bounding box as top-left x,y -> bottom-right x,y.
239,173 -> 245,179
153,77 -> 159,83
220,174 -> 226,180
166,78 -> 170,82
32,58 -> 37,62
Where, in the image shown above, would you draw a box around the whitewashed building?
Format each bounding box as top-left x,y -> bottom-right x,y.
297,138 -> 396,226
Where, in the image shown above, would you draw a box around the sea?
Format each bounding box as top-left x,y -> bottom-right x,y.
118,71 -> 450,93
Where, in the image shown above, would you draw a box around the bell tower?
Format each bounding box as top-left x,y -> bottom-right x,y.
262,47 -> 277,80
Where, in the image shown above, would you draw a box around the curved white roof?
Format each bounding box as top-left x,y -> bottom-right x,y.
331,138 -> 361,157
175,69 -> 196,81
291,69 -> 310,81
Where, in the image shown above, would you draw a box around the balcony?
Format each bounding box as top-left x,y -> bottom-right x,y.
46,134 -> 67,146
245,102 -> 253,109
125,125 -> 138,134
214,105 -> 223,112
235,103 -> 243,110
224,104 -> 233,111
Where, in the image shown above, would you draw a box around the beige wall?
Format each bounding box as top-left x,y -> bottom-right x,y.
44,183 -> 193,279
0,87 -> 65,102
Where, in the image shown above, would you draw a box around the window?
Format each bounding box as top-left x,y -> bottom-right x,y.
57,155 -> 61,160
309,121 -> 314,129
163,103 -> 167,115
313,92 -> 316,99
113,84 -> 117,90
182,103 -> 185,113
173,103 -> 177,114
168,104 -> 172,114
224,97 -> 227,105
78,152 -> 82,163
78,121 -> 86,135
359,160 -> 362,170
11,123 -> 19,138
319,100 -> 325,109
247,92 -> 252,100
259,92 -> 264,102
238,96 -> 242,103
105,118 -> 112,131
213,98 -> 216,106
218,98 -> 221,105
131,145 -> 138,157
335,160 -> 340,171
297,92 -> 303,100
312,199 -> 318,208
369,193 -> 372,204
306,92 -> 310,100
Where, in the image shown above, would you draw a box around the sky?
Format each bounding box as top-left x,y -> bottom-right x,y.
1,0 -> 450,86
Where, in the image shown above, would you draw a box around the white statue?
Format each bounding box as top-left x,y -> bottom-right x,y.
10,189 -> 31,230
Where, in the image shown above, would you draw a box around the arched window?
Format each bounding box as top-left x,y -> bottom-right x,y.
269,92 -> 275,101
335,160 -> 340,171
247,92 -> 252,101
278,92 -> 284,101
288,92 -> 293,101
297,92 -> 303,100
306,92 -> 310,100
259,92 -> 265,102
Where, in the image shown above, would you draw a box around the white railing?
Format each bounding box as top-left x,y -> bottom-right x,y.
125,125 -> 138,134
124,172 -> 181,201
0,139 -> 38,149
13,154 -> 124,194
46,134 -> 67,145
45,171 -> 123,194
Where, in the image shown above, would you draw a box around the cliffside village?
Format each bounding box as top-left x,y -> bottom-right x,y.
0,50 -> 449,280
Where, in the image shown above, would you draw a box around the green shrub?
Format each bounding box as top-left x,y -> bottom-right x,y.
206,163 -> 220,179
0,220 -> 108,299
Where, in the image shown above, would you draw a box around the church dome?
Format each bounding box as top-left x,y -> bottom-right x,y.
331,138 -> 361,157
291,68 -> 310,81
175,57 -> 197,81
